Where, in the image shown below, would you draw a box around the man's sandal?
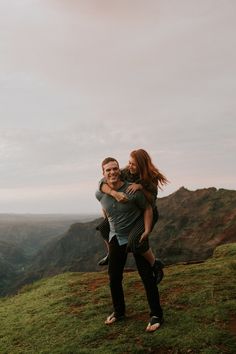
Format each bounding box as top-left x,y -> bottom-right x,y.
105,312 -> 125,325
146,316 -> 164,332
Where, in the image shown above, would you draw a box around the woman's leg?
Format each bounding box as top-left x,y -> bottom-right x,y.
127,207 -> 164,283
96,217 -> 110,241
142,248 -> 156,266
96,217 -> 110,265
141,207 -> 159,265
127,214 -> 149,255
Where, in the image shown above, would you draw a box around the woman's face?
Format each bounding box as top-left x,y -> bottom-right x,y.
128,156 -> 138,175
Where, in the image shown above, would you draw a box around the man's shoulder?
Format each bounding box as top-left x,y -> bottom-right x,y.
95,190 -> 104,201
120,168 -> 130,180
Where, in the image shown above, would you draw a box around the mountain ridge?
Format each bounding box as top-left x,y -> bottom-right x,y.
152,186 -> 236,264
7,186 -> 235,296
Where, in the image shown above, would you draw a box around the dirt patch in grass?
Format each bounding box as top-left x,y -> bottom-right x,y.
123,268 -> 136,273
143,349 -> 177,354
127,280 -> 144,292
68,275 -> 108,292
105,332 -> 120,340
228,315 -> 236,336
130,311 -> 147,322
86,277 -> 108,292
68,304 -> 84,315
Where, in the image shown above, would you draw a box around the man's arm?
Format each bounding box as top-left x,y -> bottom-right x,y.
102,208 -> 107,219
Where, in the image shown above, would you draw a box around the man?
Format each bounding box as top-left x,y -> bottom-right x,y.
95,157 -> 163,332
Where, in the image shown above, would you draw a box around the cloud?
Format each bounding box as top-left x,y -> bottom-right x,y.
0,0 -> 235,212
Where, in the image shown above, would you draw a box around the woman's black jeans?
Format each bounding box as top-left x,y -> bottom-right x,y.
108,236 -> 163,318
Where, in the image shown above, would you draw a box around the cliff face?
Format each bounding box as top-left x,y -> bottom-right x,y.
10,187 -> 236,294
30,219 -> 103,274
0,240 -> 27,295
152,187 -> 236,263
11,219 -> 104,293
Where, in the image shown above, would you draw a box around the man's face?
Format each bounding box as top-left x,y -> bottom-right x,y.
103,161 -> 120,184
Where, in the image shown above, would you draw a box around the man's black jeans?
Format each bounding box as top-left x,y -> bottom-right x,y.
108,236 -> 163,318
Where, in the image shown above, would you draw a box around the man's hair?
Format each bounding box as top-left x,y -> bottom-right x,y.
101,157 -> 119,171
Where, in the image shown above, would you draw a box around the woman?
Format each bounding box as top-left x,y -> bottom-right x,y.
96,149 -> 169,284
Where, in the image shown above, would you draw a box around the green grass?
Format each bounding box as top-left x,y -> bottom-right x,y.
0,243 -> 236,353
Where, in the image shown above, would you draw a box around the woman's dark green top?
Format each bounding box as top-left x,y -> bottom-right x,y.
121,168 -> 157,207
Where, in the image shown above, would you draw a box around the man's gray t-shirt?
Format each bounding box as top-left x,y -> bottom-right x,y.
96,181 -> 147,246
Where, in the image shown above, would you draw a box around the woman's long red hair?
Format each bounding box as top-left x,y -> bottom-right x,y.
129,149 -> 169,189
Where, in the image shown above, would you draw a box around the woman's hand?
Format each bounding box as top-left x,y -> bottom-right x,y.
126,183 -> 142,194
111,191 -> 129,203
139,231 -> 149,243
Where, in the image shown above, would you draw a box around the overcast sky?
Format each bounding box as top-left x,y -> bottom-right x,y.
0,0 -> 235,214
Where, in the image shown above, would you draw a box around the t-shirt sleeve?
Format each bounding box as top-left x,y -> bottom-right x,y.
98,177 -> 106,191
95,190 -> 103,201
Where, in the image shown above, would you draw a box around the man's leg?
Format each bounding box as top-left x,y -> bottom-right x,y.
108,237 -> 127,318
134,253 -> 163,330
96,217 -> 110,265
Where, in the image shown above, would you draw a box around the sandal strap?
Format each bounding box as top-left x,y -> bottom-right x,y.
105,312 -> 125,324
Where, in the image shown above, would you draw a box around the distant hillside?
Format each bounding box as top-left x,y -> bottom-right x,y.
10,219 -> 105,294
0,214 -> 99,296
11,187 -> 236,295
0,240 -> 28,295
0,244 -> 235,354
0,214 -> 90,257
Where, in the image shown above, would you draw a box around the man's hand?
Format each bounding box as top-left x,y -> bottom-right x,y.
139,231 -> 149,243
111,190 -> 129,203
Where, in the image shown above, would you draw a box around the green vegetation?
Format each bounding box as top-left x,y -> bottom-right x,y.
0,243 -> 236,354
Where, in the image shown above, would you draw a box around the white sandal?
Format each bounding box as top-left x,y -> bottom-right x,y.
105,312 -> 125,325
146,316 -> 164,332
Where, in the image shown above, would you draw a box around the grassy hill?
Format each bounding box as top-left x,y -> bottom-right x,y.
0,243 -> 236,354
